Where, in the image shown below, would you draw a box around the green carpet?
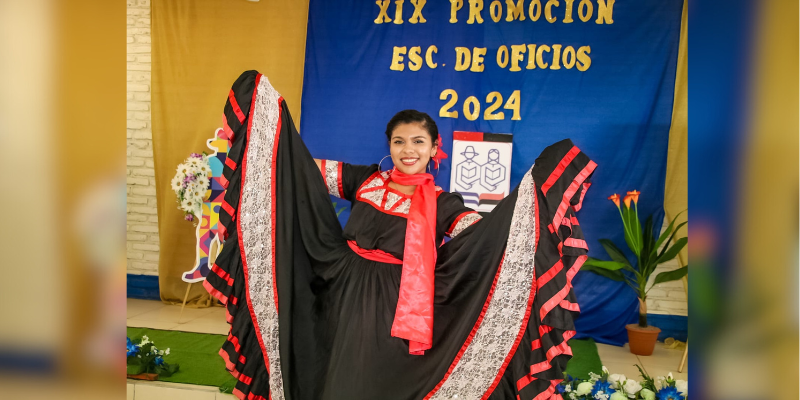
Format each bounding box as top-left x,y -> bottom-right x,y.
564,338 -> 604,379
127,328 -> 602,391
127,327 -> 237,393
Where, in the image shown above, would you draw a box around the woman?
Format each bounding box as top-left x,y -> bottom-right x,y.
204,71 -> 596,400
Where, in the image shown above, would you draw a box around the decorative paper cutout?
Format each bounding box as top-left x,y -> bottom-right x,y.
181,128 -> 229,283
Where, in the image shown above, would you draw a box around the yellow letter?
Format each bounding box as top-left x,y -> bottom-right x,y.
505,0 -> 526,21
576,45 -> 591,71
561,45 -> 576,68
375,0 -> 392,23
528,0 -> 541,21
578,0 -> 592,22
425,45 -> 438,68
394,0 -> 404,24
526,44 -> 537,69
549,44 -> 562,69
545,0 -> 559,23
455,47 -> 471,71
535,44 -> 550,68
471,47 -> 487,72
490,0 -> 502,22
408,46 -> 423,71
509,44 -> 526,71
410,0 -> 427,23
496,45 -> 509,68
390,46 -> 407,71
450,0 -> 463,23
468,0 -> 484,24
563,0 -> 574,23
595,0 -> 614,24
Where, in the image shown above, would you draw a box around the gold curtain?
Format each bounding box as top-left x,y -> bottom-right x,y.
152,0 -> 309,304
663,0 -> 688,265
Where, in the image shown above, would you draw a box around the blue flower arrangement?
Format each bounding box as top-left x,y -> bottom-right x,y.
557,365 -> 687,400
126,336 -> 179,378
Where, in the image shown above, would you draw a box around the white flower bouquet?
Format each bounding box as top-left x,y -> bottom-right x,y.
171,152 -> 212,224
558,365 -> 687,400
126,335 -> 179,378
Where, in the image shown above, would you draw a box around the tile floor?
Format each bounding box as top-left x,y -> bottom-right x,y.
127,299 -> 687,399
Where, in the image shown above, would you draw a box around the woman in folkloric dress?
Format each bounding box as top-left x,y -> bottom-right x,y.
204,70 -> 596,400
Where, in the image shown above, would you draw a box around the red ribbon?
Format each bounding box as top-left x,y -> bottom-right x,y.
347,240 -> 402,265
388,169 -> 437,355
220,113 -> 234,140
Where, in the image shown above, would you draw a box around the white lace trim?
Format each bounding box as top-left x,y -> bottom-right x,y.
384,192 -> 403,210
239,76 -> 285,400
324,160 -> 341,197
428,167 -> 537,400
360,189 -> 384,206
363,176 -> 384,190
394,199 -> 411,214
449,213 -> 483,238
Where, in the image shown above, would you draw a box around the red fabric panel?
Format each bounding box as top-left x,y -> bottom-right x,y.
453,131 -> 484,141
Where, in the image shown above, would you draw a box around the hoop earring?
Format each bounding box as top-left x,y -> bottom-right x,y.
427,161 -> 440,178
378,155 -> 392,172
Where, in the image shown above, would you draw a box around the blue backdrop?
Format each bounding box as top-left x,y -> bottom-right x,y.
300,0 -> 683,345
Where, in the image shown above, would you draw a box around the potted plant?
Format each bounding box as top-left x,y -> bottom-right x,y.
127,336 -> 179,380
582,191 -> 687,355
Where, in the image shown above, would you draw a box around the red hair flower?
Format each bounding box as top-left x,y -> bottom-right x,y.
431,134 -> 448,169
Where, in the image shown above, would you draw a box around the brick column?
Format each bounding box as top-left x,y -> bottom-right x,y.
126,0 -> 158,275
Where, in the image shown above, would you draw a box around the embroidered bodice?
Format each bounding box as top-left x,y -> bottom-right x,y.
319,160 -> 482,260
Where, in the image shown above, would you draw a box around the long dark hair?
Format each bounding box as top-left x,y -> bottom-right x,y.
385,110 -> 438,143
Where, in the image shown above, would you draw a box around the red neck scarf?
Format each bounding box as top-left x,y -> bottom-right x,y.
388,169 -> 437,355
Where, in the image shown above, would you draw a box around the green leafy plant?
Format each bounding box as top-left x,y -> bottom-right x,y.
582,191 -> 687,327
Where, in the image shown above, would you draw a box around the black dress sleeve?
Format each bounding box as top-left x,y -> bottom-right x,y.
318,160 -> 378,202
436,192 -> 483,238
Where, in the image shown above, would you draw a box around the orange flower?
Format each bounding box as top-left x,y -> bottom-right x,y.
623,194 -> 633,208
627,190 -> 640,205
608,194 -> 620,207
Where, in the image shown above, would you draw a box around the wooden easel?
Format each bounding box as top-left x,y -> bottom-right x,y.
179,239 -> 221,323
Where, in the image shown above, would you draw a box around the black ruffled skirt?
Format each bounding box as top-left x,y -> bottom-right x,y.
204,71 -> 596,400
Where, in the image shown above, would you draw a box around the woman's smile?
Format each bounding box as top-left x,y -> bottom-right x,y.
400,157 -> 419,166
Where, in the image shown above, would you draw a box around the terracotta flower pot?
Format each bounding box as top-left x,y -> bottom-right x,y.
626,324 -> 661,356
127,373 -> 159,381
